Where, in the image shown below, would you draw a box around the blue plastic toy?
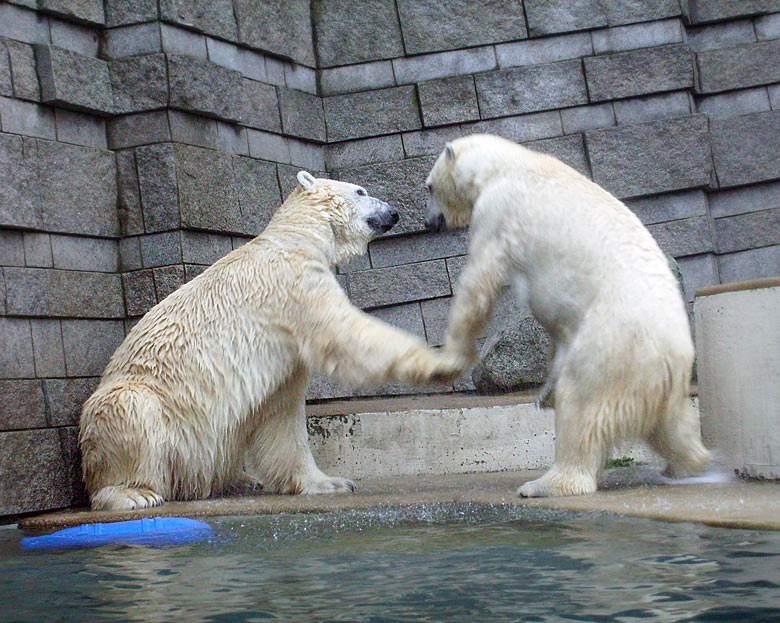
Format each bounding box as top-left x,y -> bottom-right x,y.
21,517 -> 214,551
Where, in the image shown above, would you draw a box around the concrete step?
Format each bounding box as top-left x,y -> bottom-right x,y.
306,392 -> 679,479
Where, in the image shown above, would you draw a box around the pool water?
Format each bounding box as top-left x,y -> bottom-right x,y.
2,504 -> 780,623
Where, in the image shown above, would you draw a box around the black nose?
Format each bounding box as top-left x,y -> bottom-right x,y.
425,213 -> 446,232
390,210 -> 399,224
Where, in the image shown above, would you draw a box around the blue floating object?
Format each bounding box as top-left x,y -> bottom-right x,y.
22,517 -> 213,551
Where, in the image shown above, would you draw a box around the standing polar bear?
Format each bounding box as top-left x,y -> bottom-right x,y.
80,172 -> 461,511
425,134 -> 710,497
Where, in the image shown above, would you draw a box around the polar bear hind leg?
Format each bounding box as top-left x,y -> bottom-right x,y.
244,367 -> 355,495
80,384 -> 168,510
648,396 -> 710,479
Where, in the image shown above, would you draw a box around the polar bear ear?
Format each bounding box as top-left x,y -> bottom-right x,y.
444,142 -> 456,161
297,170 -> 318,191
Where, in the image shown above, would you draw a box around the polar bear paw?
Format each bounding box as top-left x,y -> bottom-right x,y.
516,468 -> 597,498
91,485 -> 165,510
299,475 -> 356,495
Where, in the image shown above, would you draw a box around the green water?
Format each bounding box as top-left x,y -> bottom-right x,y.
2,504 -> 780,622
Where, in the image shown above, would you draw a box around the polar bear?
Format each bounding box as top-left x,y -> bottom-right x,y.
424,134 -> 710,497
80,172 -> 462,511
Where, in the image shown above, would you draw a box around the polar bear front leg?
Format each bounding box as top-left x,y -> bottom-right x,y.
245,367 -> 355,495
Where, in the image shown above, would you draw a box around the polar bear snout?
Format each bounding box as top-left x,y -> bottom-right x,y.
366,200 -> 399,234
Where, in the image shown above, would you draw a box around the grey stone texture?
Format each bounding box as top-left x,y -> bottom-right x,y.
0,39 -> 13,97
0,379 -> 46,430
647,216 -> 714,257
44,377 -> 99,426
696,88 -> 772,121
159,0 -> 237,41
168,109 -> 218,149
681,0 -> 780,24
49,18 -> 99,56
333,156 -> 437,236
160,23 -> 207,58
0,230 -> 25,265
4,267 -> 124,318
23,231 -> 52,267
710,110 -> 780,188
135,143 -> 179,232
697,39 -> 780,94
525,0 -> 608,36
625,190 -> 708,225
51,235 -> 118,272
109,54 -> 168,114
585,44 -> 694,102
714,208 -> 780,254
466,110 -> 564,144
101,22 -> 162,59
35,45 -> 113,114
525,134 -> 591,178
368,301 -> 426,341
241,79 -> 281,133
472,316 -> 551,394
37,139 -> 118,236
586,114 -> 712,198
496,32 -> 592,68
685,19 -> 756,53
396,0 -> 527,55
475,60 -> 588,119
313,0 -> 403,68
369,229 -> 470,268
392,46 -> 497,85
167,54 -> 243,122
418,75 -> 480,127
0,3 -> 51,45
107,110 -> 171,149
324,86 -> 422,142
123,269 -> 155,315
54,108 -> 107,148
0,317 -> 35,378
709,181 -> 780,218
234,0 -> 314,67
347,260 -> 451,309
561,103 -> 615,134
153,264 -> 185,300
0,97 -> 56,138
591,18 -> 682,54
718,244 -> 780,283
39,0 -> 104,25
105,0 -> 157,27
61,319 -> 124,376
319,61 -> 396,97
279,88 -> 326,142
140,231 -> 182,267
0,428 -> 71,515
326,135 -> 405,170
0,134 -> 39,230
3,38 -> 40,101
402,125 -> 464,158
613,91 -> 692,125
30,318 -> 65,377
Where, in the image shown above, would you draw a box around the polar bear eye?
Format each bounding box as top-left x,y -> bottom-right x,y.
356,188 -> 367,196
425,183 -> 432,194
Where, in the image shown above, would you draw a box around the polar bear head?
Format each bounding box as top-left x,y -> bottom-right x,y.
296,171 -> 399,263
424,134 -> 513,232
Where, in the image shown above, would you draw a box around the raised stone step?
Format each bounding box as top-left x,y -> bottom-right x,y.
307,392 -> 671,479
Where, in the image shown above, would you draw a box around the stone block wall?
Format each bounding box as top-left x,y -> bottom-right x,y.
1,0 -> 780,516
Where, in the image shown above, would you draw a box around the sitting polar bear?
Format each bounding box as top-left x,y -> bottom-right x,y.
425,134 -> 710,497
80,172 -> 462,510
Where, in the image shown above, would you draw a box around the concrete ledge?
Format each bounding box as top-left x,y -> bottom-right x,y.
695,276 -> 780,297
19,471 -> 780,532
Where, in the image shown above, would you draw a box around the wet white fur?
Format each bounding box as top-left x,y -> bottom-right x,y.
81,173 -> 460,511
426,134 -> 710,497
